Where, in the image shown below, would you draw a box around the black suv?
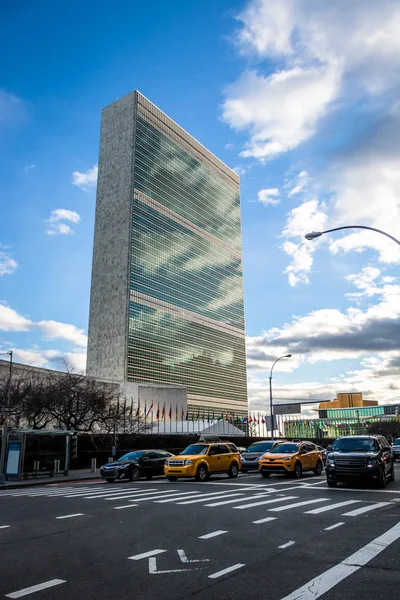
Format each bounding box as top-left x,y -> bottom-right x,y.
325,435 -> 394,488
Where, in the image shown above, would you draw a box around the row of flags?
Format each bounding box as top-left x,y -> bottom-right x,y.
135,403 -> 269,425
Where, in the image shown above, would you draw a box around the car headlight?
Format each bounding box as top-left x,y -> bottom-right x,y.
367,458 -> 379,467
283,457 -> 292,461
326,458 -> 335,466
184,460 -> 193,466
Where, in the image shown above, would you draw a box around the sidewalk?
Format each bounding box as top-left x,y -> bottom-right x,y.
0,469 -> 102,489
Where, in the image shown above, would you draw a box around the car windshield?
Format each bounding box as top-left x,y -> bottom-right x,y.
245,442 -> 274,453
181,444 -> 208,455
270,443 -> 299,454
335,438 -> 379,452
393,439 -> 400,445
118,451 -> 145,461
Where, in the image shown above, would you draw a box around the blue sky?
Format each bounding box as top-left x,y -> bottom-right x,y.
2,0 -> 400,413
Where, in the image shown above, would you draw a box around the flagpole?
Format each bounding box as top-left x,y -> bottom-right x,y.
144,400 -> 147,430
163,402 -> 166,434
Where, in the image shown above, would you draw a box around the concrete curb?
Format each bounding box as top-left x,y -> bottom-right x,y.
0,475 -> 101,490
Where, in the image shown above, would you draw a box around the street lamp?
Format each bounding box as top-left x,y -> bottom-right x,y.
269,354 -> 292,440
305,225 -> 400,246
0,350 -> 13,484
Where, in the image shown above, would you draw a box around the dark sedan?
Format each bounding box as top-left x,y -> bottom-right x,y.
100,450 -> 174,482
241,440 -> 286,472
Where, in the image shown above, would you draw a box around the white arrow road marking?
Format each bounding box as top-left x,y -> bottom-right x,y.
177,549 -> 210,563
128,549 -> 166,561
148,556 -> 204,574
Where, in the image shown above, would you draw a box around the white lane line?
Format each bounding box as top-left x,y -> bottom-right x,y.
342,501 -> 391,516
6,579 -> 66,598
114,504 -> 138,510
325,522 -> 345,531
205,493 -> 270,507
233,495 -> 299,510
269,498 -> 329,512
0,525 -> 10,529
178,492 -> 244,505
305,500 -> 359,515
156,492 -> 205,503
55,513 -> 84,520
199,530 -> 228,539
128,549 -> 166,560
279,520 -> 400,600
279,541 -> 295,549
252,517 -> 277,525
208,564 -> 245,579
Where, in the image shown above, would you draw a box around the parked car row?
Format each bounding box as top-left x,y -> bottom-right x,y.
99,434 -> 396,488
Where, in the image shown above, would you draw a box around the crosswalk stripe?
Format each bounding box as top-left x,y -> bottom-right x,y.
305,500 -> 359,515
205,493 -> 270,507
252,517 -> 277,525
342,501 -> 391,516
105,491 -> 181,502
72,488 -> 157,499
177,492 -> 245,505
87,489 -> 170,500
268,498 -> 329,512
155,492 -> 206,503
233,496 -> 298,510
127,491 -> 202,502
62,487 -> 135,498
325,522 -> 345,531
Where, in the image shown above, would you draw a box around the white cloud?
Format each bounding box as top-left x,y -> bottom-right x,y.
287,170 -> 309,196
46,208 -> 80,236
48,209 -> 80,224
23,164 -> 35,172
232,165 -> 247,176
0,246 -> 17,276
46,223 -> 74,236
0,304 -> 32,331
37,320 -> 87,348
281,199 -> 327,285
222,64 -> 341,159
257,188 -> 280,206
72,165 -> 98,191
7,347 -> 87,372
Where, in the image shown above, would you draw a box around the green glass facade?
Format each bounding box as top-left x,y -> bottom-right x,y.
126,94 -> 248,417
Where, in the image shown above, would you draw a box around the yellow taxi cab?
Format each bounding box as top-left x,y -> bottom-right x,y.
164,440 -> 241,482
258,441 -> 323,479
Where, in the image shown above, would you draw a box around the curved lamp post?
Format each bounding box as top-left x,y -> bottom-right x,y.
305,225 -> 400,246
269,354 -> 291,440
0,350 -> 13,484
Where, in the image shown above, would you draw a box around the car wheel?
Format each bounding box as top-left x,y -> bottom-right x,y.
327,480 -> 337,488
293,462 -> 302,478
261,472 -> 270,478
105,479 -> 115,483
167,477 -> 178,482
195,464 -> 208,482
129,467 -> 141,482
228,462 -> 239,478
241,469 -> 248,474
377,468 -> 387,488
313,461 -> 323,476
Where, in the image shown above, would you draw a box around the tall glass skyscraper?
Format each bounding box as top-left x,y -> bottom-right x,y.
87,91 -> 248,418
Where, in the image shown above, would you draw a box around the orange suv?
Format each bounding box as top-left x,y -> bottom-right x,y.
258,441 -> 323,479
164,441 -> 241,482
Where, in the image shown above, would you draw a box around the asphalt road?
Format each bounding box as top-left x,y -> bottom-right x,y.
1,466 -> 400,600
